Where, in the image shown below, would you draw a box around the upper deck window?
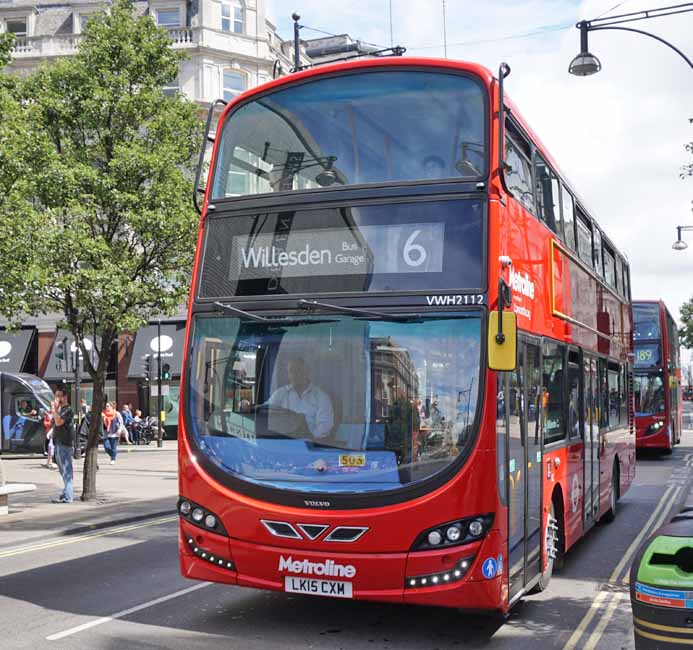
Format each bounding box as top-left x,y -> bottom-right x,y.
603,246 -> 617,289
534,155 -> 561,236
211,69 -> 487,199
575,210 -> 592,267
504,120 -> 534,213
561,186 -> 576,250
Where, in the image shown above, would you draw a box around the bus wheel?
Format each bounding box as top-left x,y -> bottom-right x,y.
530,502 -> 560,593
601,462 -> 619,522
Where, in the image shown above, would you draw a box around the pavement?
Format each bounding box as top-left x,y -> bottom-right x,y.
0,441 -> 179,547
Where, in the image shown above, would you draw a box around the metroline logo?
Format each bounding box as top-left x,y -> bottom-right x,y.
509,268 -> 535,300
278,555 -> 357,578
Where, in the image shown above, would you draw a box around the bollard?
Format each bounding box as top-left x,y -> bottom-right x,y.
630,517 -> 693,649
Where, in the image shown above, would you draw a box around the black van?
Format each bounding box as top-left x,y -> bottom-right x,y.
0,373 -> 54,453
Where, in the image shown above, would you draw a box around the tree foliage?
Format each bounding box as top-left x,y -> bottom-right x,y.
0,0 -> 203,499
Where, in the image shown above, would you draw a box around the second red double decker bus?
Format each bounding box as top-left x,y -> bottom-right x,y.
633,300 -> 682,452
178,56 -> 635,613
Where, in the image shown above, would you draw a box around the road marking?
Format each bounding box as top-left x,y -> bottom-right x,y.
562,591 -> 609,650
609,485 -> 676,584
47,582 -> 211,641
0,515 -> 178,560
582,592 -> 627,650
563,483 -> 678,650
621,485 -> 683,585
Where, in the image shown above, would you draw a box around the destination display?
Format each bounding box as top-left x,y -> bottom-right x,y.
231,223 -> 444,281
198,199 -> 484,297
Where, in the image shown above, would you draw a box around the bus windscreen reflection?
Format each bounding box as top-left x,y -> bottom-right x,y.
189,314 -> 482,493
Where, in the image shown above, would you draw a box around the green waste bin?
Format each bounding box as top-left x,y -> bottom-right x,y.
630,517 -> 693,649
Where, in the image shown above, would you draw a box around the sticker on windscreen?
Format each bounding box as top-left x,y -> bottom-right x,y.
339,454 -> 366,468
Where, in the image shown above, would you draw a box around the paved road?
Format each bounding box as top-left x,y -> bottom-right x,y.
1,435 -> 691,650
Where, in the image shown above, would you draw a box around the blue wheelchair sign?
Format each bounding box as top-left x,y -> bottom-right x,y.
482,557 -> 497,579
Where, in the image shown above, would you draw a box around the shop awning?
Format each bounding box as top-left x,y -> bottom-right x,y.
127,322 -> 186,380
0,329 -> 35,373
43,329 -> 100,382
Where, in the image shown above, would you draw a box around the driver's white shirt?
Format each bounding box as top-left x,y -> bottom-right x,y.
267,383 -> 334,438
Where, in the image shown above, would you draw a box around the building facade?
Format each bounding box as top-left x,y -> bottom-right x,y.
0,0 -> 306,102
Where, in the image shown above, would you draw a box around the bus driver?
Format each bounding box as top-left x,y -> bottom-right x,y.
266,357 -> 334,439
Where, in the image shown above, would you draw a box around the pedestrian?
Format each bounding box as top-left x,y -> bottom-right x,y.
51,387 -> 74,503
80,398 -> 89,417
120,403 -> 134,445
43,408 -> 55,469
102,402 -> 119,465
132,408 -> 143,444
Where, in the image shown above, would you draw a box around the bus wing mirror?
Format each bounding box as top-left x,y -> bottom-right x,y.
488,311 -> 517,371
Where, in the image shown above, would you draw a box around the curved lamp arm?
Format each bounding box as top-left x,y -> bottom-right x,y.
589,25 -> 693,71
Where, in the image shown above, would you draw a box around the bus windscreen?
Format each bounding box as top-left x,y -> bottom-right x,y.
186,313 -> 482,495
210,70 -> 486,197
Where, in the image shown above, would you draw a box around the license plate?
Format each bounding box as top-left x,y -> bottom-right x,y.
284,576 -> 353,599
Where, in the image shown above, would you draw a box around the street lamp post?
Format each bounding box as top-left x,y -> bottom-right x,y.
672,225 -> 693,250
569,3 -> 693,76
156,318 -> 163,448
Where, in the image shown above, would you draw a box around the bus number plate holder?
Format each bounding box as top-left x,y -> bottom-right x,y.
284,576 -> 353,599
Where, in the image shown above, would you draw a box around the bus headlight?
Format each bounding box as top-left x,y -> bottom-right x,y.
645,421 -> 664,436
178,497 -> 228,536
412,514 -> 494,551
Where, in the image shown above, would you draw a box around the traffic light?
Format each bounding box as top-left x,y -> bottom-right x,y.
143,355 -> 151,380
161,363 -> 171,381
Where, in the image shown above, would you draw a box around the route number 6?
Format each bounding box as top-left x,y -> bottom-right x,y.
403,230 -> 427,267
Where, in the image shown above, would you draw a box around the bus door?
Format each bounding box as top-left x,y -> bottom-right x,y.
583,356 -> 599,527
506,339 -> 543,600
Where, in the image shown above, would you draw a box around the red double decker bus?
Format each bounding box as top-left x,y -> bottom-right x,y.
633,300 -> 682,452
178,57 -> 635,612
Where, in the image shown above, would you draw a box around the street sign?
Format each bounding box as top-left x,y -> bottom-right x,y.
150,385 -> 170,397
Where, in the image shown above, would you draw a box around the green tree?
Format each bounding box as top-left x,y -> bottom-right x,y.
0,0 -> 202,500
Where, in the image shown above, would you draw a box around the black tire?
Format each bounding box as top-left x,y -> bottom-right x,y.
601,462 -> 619,522
530,501 -> 559,593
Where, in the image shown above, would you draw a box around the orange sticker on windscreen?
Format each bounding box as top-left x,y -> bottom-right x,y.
338,454 -> 365,468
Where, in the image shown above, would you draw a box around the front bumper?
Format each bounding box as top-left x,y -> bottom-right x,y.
179,519 -> 505,610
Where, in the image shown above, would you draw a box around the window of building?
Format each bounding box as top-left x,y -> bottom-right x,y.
561,185 -> 576,250
221,2 -> 244,34
534,155 -> 561,236
156,8 -> 180,28
576,211 -> 593,267
223,69 -> 245,101
6,18 -> 27,37
162,75 -> 179,96
79,14 -> 91,32
543,342 -> 565,444
603,246 -> 617,289
592,227 -> 603,277
504,121 -> 535,214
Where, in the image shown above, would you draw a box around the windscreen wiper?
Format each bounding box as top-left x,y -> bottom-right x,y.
213,302 -> 336,326
297,299 -> 422,322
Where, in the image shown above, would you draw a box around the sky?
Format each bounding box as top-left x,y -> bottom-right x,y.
267,0 -> 693,364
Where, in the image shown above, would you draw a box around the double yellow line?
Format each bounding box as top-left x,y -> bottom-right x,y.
0,515 -> 177,560
563,480 -> 685,650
